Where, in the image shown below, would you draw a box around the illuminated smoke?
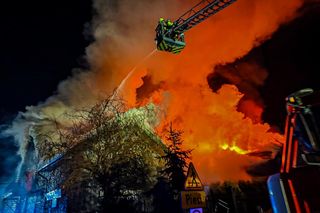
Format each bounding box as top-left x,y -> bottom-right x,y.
94,0 -> 302,182
208,55 -> 269,123
3,0 -> 306,183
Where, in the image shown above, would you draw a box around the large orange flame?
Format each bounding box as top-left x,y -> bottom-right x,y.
88,0 -> 302,182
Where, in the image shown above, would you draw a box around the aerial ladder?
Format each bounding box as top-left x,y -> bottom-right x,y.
155,0 -> 236,54
268,88 -> 320,213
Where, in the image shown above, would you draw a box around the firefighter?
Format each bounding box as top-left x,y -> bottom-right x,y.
166,19 -> 174,28
180,33 -> 185,42
158,17 -> 167,34
159,17 -> 165,26
177,32 -> 185,42
165,19 -> 175,38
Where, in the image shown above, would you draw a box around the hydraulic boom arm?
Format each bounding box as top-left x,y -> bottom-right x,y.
173,0 -> 236,34
155,0 -> 236,54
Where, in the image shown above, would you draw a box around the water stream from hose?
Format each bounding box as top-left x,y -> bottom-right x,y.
112,48 -> 158,99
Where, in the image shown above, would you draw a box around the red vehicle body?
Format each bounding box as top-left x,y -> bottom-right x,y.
268,89 -> 320,213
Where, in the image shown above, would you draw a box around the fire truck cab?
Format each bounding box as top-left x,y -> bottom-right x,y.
268,88 -> 320,213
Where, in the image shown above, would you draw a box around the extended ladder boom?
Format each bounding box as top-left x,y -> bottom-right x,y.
173,0 -> 236,34
155,0 -> 236,54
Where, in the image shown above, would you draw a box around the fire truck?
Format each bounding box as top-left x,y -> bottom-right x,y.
268,88 -> 320,213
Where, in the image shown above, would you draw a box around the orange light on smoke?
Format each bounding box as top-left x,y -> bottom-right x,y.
92,0 -> 301,182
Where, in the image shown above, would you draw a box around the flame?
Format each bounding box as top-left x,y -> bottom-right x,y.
220,143 -> 251,155
16,0 -> 302,184
149,84 -> 285,182
89,0 -> 301,182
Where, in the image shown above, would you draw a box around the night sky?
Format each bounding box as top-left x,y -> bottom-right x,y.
1,1 -> 320,183
0,0 -> 92,122
0,0 -> 92,184
258,2 -> 320,128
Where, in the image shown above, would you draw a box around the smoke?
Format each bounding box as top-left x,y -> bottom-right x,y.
3,0 -> 307,184
97,0 -> 302,182
208,52 -> 269,123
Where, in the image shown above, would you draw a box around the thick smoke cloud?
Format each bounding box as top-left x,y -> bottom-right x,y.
208,52 -> 269,123
2,0 -> 309,184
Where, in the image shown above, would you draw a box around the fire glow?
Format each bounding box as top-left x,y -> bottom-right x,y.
13,0 -> 303,184
220,143 -> 251,155
100,0 -> 300,182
